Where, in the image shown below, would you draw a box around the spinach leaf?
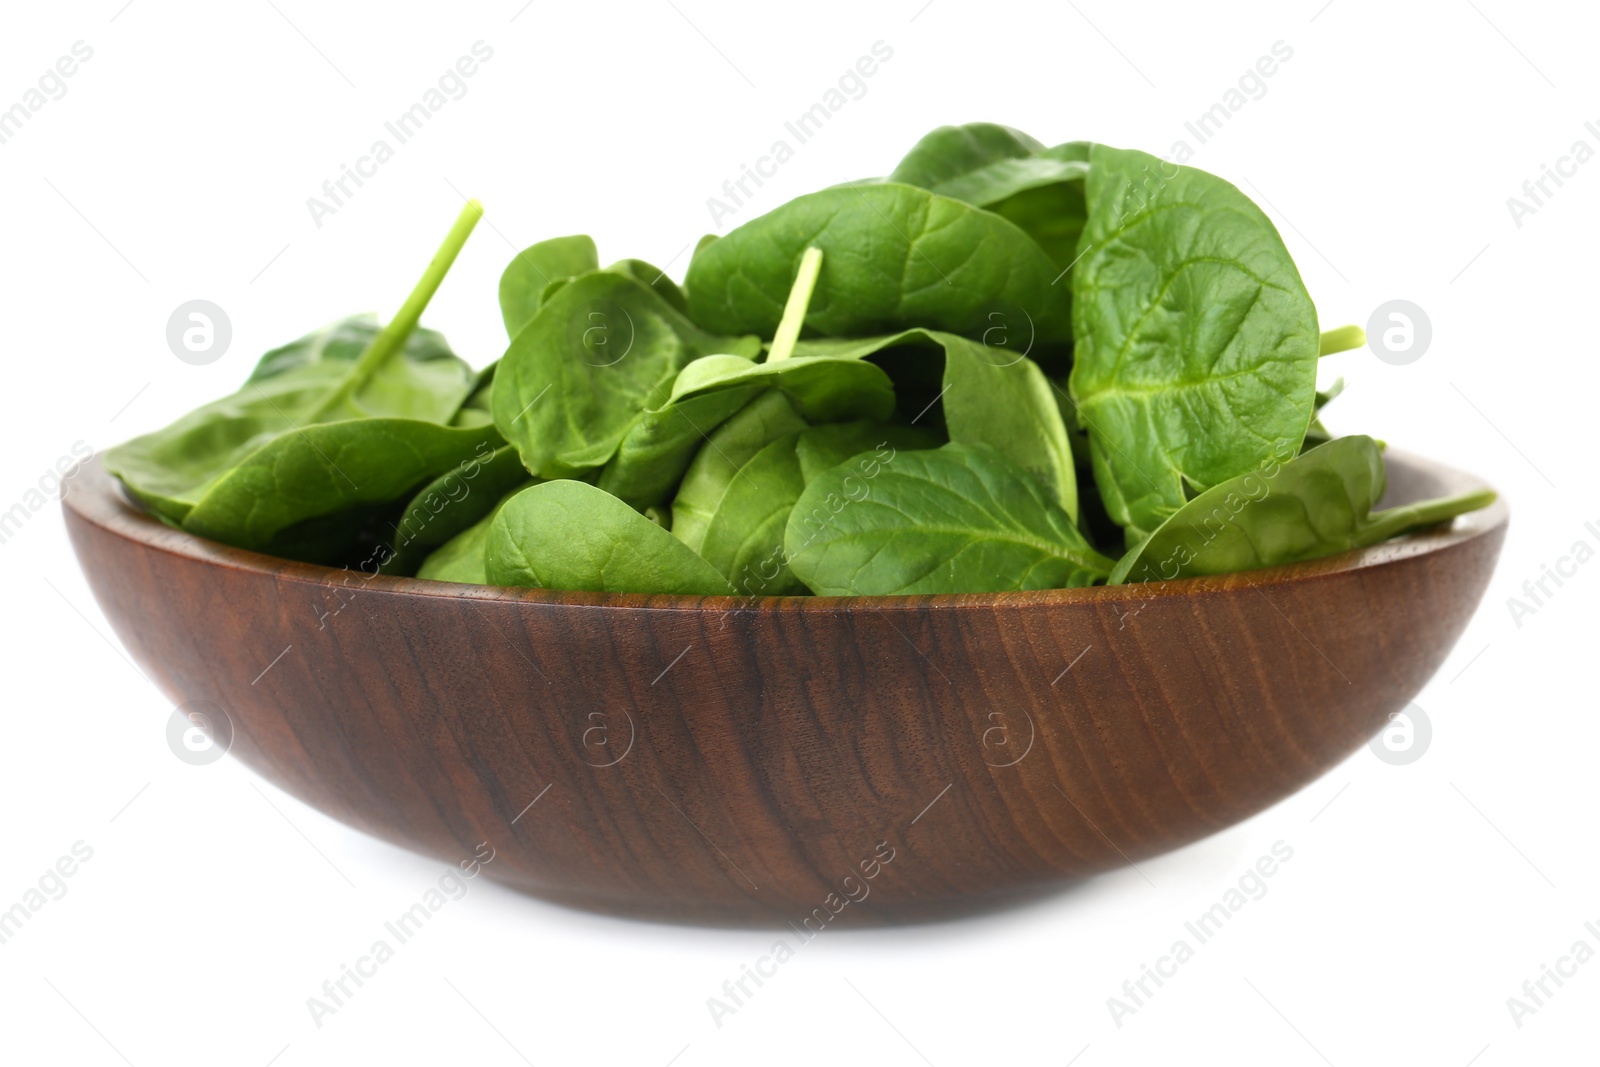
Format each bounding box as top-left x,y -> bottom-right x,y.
684,182 -> 1071,344
670,351 -> 897,419
697,420 -> 939,595
790,329 -> 1077,518
181,419 -> 504,561
106,202 -> 486,528
786,442 -> 1113,595
498,235 -> 598,340
608,258 -> 689,313
594,383 -> 764,510
452,361 -> 498,426
486,480 -> 733,595
106,362 -> 357,523
104,134 -> 1500,598
597,249 -> 879,510
698,431 -> 811,596
1070,144 -> 1320,535
416,486 -> 525,585
690,232 -> 718,266
492,270 -> 761,480
888,123 -> 1091,269
246,316 -> 467,386
1109,435 -> 1497,584
888,122 -> 1047,189
793,420 -> 939,482
670,390 -> 809,552
378,443 -> 532,575
596,350 -> 896,510
983,167 -> 1090,272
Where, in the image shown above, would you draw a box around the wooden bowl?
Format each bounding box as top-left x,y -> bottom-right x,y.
63,453 -> 1505,926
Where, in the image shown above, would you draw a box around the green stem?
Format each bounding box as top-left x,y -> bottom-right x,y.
765,246 -> 823,363
1359,488 -> 1497,545
1318,324 -> 1366,356
311,199 -> 484,420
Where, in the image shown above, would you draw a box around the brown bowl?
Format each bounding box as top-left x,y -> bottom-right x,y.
63,453 -> 1505,926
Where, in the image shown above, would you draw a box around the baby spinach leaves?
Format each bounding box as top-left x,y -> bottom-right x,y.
791,329 -> 1078,520
670,391 -> 809,552
108,128 -> 1495,597
1069,144 -> 1321,536
684,182 -> 1072,344
491,269 -> 761,480
1109,435 -> 1496,584
246,316 -> 467,387
888,122 -> 1049,190
418,486 -> 526,585
498,235 -> 599,340
696,420 -> 938,595
181,420 -> 503,559
787,443 -> 1113,595
697,431 -> 813,596
608,258 -> 690,314
595,337 -> 897,509
379,443 -> 533,576
889,122 -> 1091,269
106,201 -> 492,563
486,480 -> 733,595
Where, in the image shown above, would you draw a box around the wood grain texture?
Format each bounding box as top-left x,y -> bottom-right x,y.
63,454 -> 1505,926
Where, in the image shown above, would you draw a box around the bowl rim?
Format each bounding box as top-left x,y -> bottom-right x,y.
64,451 -> 1507,613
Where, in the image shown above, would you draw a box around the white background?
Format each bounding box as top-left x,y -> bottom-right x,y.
2,1 -> 1596,1063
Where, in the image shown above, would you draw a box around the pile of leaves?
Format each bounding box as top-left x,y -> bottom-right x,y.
106,124 -> 1493,596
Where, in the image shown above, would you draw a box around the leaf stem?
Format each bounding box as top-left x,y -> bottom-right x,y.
1361,488 -> 1497,545
1318,324 -> 1366,356
765,246 -> 823,363
311,199 -> 485,420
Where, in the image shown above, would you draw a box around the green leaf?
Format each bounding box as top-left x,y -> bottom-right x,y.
245,316 -> 465,385
244,313 -> 477,426
305,200 -> 483,423
338,352 -> 478,425
492,270 -> 761,480
786,442 -> 1113,595
670,390 -> 809,552
597,351 -> 897,510
669,351 -> 897,418
887,122 -> 1044,187
180,419 -> 503,561
700,421 -> 939,595
595,384 -> 764,510
684,182 -> 1071,344
451,361 -> 498,427
1109,435 -> 1496,584
1070,144 -> 1320,534
498,235 -> 598,340
104,336 -> 480,527
607,258 -> 689,313
108,202 -> 487,545
699,432 -> 811,596
790,329 -> 1077,518
106,362 -> 347,523
486,480 -> 733,594
416,487 -> 524,585
889,123 -> 1091,268
378,443 -> 532,575
793,420 -> 939,482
